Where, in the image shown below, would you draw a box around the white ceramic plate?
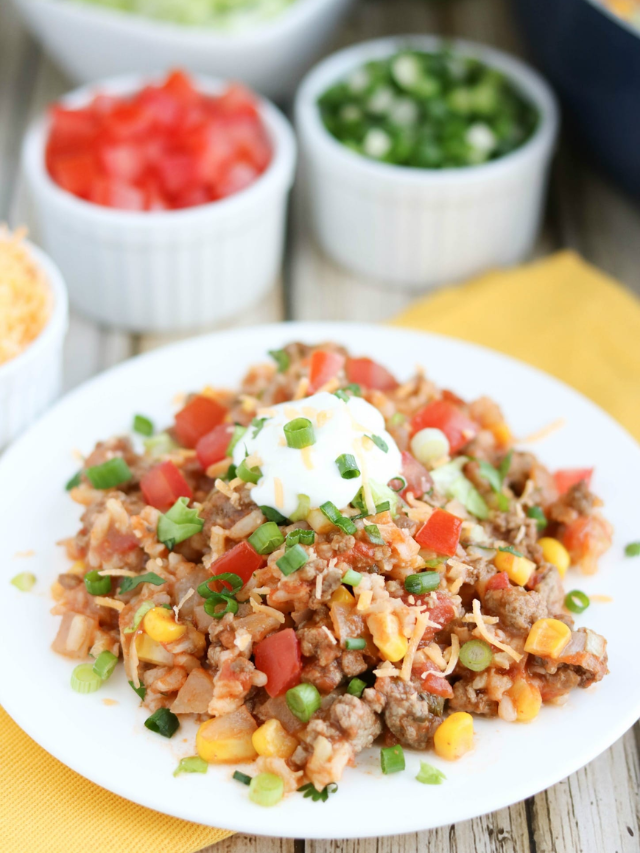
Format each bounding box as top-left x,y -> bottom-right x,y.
0,322 -> 638,839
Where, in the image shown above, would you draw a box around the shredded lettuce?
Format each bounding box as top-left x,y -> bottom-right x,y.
431,458 -> 489,520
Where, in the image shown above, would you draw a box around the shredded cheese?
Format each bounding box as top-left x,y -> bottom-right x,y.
128,634 -> 140,688
300,447 -> 314,470
315,573 -> 323,600
400,612 -> 430,681
356,589 -> 373,611
93,597 -> 125,612
215,478 -> 235,499
471,599 -> 522,662
321,626 -> 337,645
519,417 -> 566,444
373,661 -> 400,678
424,642 -> 447,671
590,594 -> 613,603
274,477 -> 284,509
173,588 -> 194,622
249,595 -> 286,624
442,634 -> 460,676
96,569 -> 138,577
293,378 -> 310,400
463,612 -> 500,625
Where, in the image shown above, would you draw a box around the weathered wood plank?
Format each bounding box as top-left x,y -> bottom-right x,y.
199,834 -> 296,853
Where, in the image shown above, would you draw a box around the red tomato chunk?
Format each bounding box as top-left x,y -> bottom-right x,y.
409,399 -> 478,452
400,451 -> 432,500
174,395 -> 227,448
345,357 -> 398,391
308,350 -> 345,393
207,541 -> 264,588
196,423 -> 235,470
254,628 -> 302,698
45,71 -> 272,211
553,467 -> 593,495
415,508 -> 462,557
140,460 -> 192,511
486,571 -> 510,591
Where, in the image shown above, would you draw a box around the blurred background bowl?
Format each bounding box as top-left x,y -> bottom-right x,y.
11,0 -> 354,102
514,0 -> 640,199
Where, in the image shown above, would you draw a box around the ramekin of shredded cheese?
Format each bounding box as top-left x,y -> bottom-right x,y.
0,227 -> 68,449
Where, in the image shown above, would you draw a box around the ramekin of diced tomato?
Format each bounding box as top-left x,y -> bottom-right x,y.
22,70 -> 296,332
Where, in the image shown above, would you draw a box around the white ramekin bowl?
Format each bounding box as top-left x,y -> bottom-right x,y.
11,0 -> 353,102
22,75 -> 296,333
0,242 -> 68,450
295,36 -> 559,289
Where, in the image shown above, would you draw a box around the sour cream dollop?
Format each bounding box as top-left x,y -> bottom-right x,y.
232,391 -> 402,519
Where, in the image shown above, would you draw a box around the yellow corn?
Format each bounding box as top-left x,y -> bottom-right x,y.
306,507 -> 336,534
330,585 -> 355,606
196,711 -> 258,764
494,550 -> 535,586
143,606 -> 186,644
491,422 -> 512,448
434,712 -> 474,761
366,611 -> 408,663
524,618 -> 572,659
135,633 -> 174,666
68,559 -> 87,577
507,678 -> 542,722
538,537 -> 570,577
251,719 -> 298,759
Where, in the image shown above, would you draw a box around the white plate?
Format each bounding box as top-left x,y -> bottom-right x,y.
0,322 -> 638,839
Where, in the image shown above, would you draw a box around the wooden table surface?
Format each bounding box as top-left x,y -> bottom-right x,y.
2,0 -> 640,850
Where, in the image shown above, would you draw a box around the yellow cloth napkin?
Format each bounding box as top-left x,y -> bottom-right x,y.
2,250 -> 639,853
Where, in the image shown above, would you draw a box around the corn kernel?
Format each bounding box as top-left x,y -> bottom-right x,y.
330,585 -> 355,606
135,633 -> 174,665
507,678 -> 542,722
524,618 -> 572,659
434,712 -> 474,760
494,550 -> 535,586
538,537 -> 570,577
196,709 -> 257,764
251,719 -> 298,759
366,612 -> 408,662
491,422 -> 512,448
143,606 -> 186,644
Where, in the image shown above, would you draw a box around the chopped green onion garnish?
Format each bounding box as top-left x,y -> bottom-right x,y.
248,522 -> 285,555
269,349 -> 290,373
564,590 -> 590,614
197,572 -> 243,598
342,569 -> 362,587
499,450 -> 513,479
227,425 -> 247,456
133,414 -> 154,436
284,417 -> 315,449
285,529 -> 315,550
364,524 -> 384,545
334,384 -> 361,402
498,545 -> 524,558
118,571 -> 165,594
249,772 -> 284,807
347,677 -> 367,697
388,475 -> 407,493
84,570 -> 111,596
320,501 -> 357,535
527,505 -> 547,530
222,463 -> 237,482
496,493 -> 510,512
204,593 -> 239,620
85,457 -> 132,490
173,756 -> 208,777
289,494 -> 310,521
129,680 -> 146,700
368,434 -> 388,453
10,572 -> 36,592
286,682 -> 321,722
277,543 -> 308,576
260,505 -> 289,524
124,600 -> 156,634
65,471 -> 82,491
352,480 -> 399,518
380,745 -> 405,774
157,497 -> 204,550
344,637 -> 366,650
459,639 -> 492,672
404,571 -> 440,595
625,542 -> 640,557
351,500 -> 392,520
424,558 -> 446,568
93,650 -> 118,681
144,707 -> 179,738
389,412 -> 406,427
144,432 -> 178,458
335,453 -> 360,479
251,417 -> 268,438
477,459 -> 503,492
233,770 -> 252,786
298,782 -> 338,802
416,761 -> 446,785
70,663 -> 102,694
237,458 -> 262,484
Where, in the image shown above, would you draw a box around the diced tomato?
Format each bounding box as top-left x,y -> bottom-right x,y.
553,468 -> 593,495
49,152 -> 98,198
400,451 -> 433,500
99,144 -> 145,183
562,514 -> 612,574
89,178 -> 146,211
308,350 -> 345,393
174,395 -> 227,448
404,592 -> 457,643
207,541 -> 264,588
415,509 -> 462,557
140,460 -> 192,511
196,423 -> 235,470
409,399 -> 478,452
486,571 -> 510,591
254,628 -> 302,698
341,541 -> 378,567
96,527 -> 139,561
345,357 -> 399,391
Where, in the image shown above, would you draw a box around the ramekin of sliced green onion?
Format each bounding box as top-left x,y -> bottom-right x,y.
295,36 -> 558,289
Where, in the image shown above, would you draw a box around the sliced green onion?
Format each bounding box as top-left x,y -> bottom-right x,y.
347,677 -> 367,697
84,570 -> 111,596
249,522 -> 285,555
388,475 -> 407,493
416,761 -> 446,785
289,494 -> 310,522
298,782 -> 338,802
173,756 -> 208,777
129,680 -> 146,700
144,432 -> 178,458
564,590 -> 590,614
320,501 -> 357,535
249,772 -> 284,807
144,707 -> 180,738
260,505 -> 289,524
222,463 -> 237,482
424,557 -> 446,568
352,481 -> 399,518
70,663 -> 102,694
498,545 -> 524,558
380,745 -> 405,774
496,493 -> 510,512
133,414 -> 154,436
93,650 -> 118,681
527,505 -> 547,531
351,500 -> 392,520
459,639 -> 493,672
286,682 -> 321,722
157,497 -> 204,550
345,383 -> 361,396
269,349 -> 290,373
364,524 -> 384,545
499,450 -> 513,479
237,458 -> 262,485
334,384 -> 361,402
10,572 -> 36,592
233,770 -> 252,786
285,529 -> 315,550
389,412 -> 406,427
284,417 -> 315,449
124,600 -> 156,634
342,569 -> 362,587
227,425 -> 247,456
277,543 -> 308,576
251,417 -> 268,439
65,471 -> 82,491
204,593 -> 239,620
118,571 -> 165,594
368,434 -> 388,453
197,572 -> 243,598
344,637 -> 366,651
625,541 -> 640,557
404,572 -> 440,595
334,389 -> 350,403
85,457 -> 132,490
336,453 -> 360,480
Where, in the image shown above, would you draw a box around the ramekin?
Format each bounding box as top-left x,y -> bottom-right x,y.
22,75 -> 296,332
0,242 -> 68,450
295,36 -> 559,289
